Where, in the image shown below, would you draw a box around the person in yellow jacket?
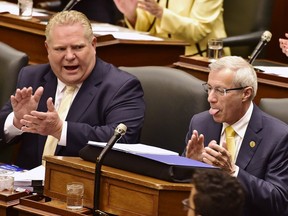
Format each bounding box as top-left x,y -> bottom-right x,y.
114,0 -> 229,56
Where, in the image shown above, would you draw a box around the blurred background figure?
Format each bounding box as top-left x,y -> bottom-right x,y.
114,0 -> 229,56
183,169 -> 245,216
279,33 -> 288,56
38,0 -> 124,24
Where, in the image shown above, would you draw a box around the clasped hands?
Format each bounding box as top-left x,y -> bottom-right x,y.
11,86 -> 62,140
185,130 -> 236,174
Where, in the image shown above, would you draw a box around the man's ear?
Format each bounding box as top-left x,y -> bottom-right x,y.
242,87 -> 253,102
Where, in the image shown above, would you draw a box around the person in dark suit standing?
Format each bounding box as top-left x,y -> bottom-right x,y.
0,10 -> 145,170
183,56 -> 288,216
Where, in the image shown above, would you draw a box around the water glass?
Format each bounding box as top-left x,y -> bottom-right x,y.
18,0 -> 33,19
66,182 -> 84,210
207,38 -> 223,62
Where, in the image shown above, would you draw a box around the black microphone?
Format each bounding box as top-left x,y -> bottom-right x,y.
62,0 -> 82,11
248,30 -> 272,64
93,123 -> 127,216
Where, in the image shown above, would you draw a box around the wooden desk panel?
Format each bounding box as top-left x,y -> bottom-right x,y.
44,156 -> 191,216
0,13 -> 47,64
174,56 -> 288,105
13,195 -> 92,216
0,191 -> 29,216
0,13 -> 186,66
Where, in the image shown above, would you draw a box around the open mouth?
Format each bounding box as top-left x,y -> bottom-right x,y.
64,65 -> 79,70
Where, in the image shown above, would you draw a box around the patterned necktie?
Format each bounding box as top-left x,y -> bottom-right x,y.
225,126 -> 236,162
42,86 -> 76,165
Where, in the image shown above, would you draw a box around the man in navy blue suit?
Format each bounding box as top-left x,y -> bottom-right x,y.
0,10 -> 145,169
183,56 -> 288,216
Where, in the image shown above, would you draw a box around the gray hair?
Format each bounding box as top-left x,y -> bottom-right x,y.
209,56 -> 258,100
45,10 -> 94,43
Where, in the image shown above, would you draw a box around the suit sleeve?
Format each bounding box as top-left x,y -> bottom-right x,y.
64,75 -> 145,156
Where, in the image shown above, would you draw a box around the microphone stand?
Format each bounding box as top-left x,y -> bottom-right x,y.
62,0 -> 82,11
93,140 -> 117,216
93,124 -> 127,216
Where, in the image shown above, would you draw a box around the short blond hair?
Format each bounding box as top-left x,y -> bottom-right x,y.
45,10 -> 94,43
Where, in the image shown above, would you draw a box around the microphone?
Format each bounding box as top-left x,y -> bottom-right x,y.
248,30 -> 272,64
62,0 -> 82,11
93,123 -> 127,216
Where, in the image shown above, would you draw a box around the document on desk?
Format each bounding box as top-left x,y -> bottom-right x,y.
12,165 -> 45,186
91,23 -> 163,41
83,141 -> 214,182
87,141 -> 179,156
255,66 -> 288,78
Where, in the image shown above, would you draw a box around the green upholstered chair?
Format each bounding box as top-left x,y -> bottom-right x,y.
119,66 -> 210,154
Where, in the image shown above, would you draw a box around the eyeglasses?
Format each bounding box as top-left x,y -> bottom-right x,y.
182,198 -> 195,211
202,83 -> 247,96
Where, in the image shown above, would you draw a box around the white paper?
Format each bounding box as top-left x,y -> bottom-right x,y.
95,31 -> 163,41
91,23 -> 119,32
88,141 -> 179,156
12,165 -> 45,185
91,23 -> 163,41
255,66 -> 288,78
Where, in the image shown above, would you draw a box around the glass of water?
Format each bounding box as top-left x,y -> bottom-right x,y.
18,0 -> 33,19
66,182 -> 84,210
207,38 -> 223,62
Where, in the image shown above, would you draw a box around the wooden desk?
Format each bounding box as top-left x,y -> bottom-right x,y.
174,56 -> 288,105
0,13 -> 186,66
44,156 -> 191,216
13,195 -> 92,216
0,191 -> 29,216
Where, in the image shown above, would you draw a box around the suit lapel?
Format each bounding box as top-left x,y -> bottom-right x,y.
38,71 -> 57,160
205,121 -> 222,146
236,105 -> 263,169
37,72 -> 57,112
66,60 -> 102,122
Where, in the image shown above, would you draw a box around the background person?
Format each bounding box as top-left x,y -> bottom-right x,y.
183,169 -> 245,216
279,33 -> 288,56
183,56 -> 288,216
114,0 -> 229,56
0,10 -> 145,169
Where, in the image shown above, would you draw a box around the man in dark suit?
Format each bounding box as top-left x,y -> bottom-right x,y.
183,56 -> 288,216
0,10 -> 145,170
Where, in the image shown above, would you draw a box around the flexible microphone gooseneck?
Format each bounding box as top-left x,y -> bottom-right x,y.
93,123 -> 127,216
62,0 -> 82,11
248,30 -> 272,64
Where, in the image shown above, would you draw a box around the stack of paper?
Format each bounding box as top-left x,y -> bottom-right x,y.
12,165 -> 45,194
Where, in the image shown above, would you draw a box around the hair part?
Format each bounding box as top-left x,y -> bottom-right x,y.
45,10 -> 94,43
209,56 -> 258,100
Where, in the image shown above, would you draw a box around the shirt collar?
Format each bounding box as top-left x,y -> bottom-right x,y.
57,79 -> 81,93
222,102 -> 254,138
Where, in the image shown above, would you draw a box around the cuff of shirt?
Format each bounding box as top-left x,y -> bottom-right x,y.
4,112 -> 23,141
58,121 -> 67,146
231,165 -> 240,177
